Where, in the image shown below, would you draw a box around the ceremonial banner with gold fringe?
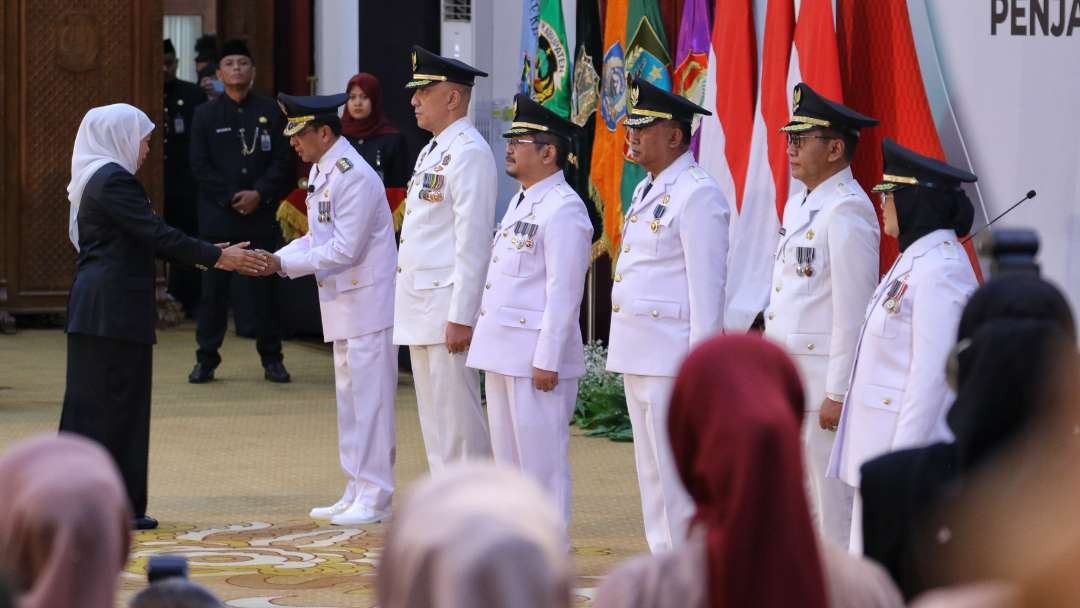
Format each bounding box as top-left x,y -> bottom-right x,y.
533,0 -> 572,118
590,0 -> 630,259
570,0 -> 605,257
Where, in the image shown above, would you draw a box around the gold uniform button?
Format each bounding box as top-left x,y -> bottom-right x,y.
614,274 -> 622,282
407,209 -> 413,215
519,318 -> 526,325
351,279 -> 359,286
493,256 -> 499,263
485,282 -> 491,289
318,281 -> 325,288
432,280 -> 440,287
612,304 -> 621,313
883,398 -> 892,406
775,285 -> 782,292
480,309 -> 486,316
768,312 -> 775,320
503,230 -> 509,237
399,238 -> 405,244
630,215 -> 638,223
650,310 -> 659,318
807,343 -> 815,351
622,244 -> 630,253
396,266 -> 402,273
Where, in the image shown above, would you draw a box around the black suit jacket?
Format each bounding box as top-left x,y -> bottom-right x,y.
861,443 -> 959,600
66,164 -> 221,345
189,92 -> 293,240
164,77 -> 207,233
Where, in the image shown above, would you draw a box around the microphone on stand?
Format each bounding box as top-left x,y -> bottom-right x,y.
961,190 -> 1036,245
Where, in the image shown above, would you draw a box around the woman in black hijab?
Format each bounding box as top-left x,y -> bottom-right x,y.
860,273 -> 1076,599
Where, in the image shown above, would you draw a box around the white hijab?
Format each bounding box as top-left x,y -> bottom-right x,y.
67,103 -> 154,251
378,463 -> 572,608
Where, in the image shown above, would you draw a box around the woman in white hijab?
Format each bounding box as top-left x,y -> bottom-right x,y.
61,104 -> 265,530
377,463 -> 573,608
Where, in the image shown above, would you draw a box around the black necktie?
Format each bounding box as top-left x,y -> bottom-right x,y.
515,191 -> 525,208
426,139 -> 438,157
640,181 -> 653,201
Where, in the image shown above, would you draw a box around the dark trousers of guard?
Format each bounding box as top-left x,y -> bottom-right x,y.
60,333 -> 152,517
195,236 -> 283,369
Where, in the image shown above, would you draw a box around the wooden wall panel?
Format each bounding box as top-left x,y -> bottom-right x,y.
0,1 -> 163,314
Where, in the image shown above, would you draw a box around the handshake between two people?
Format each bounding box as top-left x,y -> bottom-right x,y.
212,242 -> 282,277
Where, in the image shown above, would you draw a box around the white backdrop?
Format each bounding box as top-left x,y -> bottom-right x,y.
921,0 -> 1080,319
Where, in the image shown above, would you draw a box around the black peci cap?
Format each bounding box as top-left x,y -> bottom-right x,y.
219,38 -> 252,60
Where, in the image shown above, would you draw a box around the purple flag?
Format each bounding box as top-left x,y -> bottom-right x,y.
674,0 -> 711,157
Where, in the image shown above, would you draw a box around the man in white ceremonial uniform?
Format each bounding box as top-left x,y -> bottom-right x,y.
259,93 -> 397,525
467,94 -> 592,527
763,83 -> 880,546
606,79 -> 730,554
395,46 -> 496,472
829,139 -> 980,552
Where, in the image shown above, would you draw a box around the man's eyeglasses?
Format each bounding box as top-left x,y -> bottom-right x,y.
786,133 -> 837,149
507,138 -> 552,149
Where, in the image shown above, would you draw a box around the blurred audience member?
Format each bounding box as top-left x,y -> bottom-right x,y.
378,463 -> 571,608
129,578 -> 223,608
0,434 -> 131,608
595,335 -> 902,608
861,275 -> 1076,599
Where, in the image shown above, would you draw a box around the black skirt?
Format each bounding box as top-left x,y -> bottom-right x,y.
60,332 -> 153,517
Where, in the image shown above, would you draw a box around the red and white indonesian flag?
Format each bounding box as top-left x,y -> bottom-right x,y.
722,0 -> 844,331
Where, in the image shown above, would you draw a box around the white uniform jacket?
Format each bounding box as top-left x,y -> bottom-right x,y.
276,136 -> 396,342
393,117 -> 498,345
467,173 -> 592,379
829,229 -> 978,486
763,167 -> 880,409
606,152 -> 730,377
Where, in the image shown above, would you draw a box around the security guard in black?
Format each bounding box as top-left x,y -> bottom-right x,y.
188,39 -> 293,383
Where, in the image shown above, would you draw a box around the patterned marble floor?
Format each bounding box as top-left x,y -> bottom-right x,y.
0,324 -> 646,606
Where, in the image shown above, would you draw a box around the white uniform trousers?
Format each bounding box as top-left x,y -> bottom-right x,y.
623,374 -> 695,553
333,328 -> 396,512
409,345 -> 492,472
485,372 -> 577,527
803,417 -> 856,547
849,487 -> 864,554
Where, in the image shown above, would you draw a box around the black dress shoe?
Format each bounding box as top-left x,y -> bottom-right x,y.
134,515 -> 159,530
188,363 -> 215,383
264,362 -> 291,383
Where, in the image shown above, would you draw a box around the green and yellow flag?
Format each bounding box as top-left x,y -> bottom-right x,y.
533,0 -> 572,118
620,0 -> 673,212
